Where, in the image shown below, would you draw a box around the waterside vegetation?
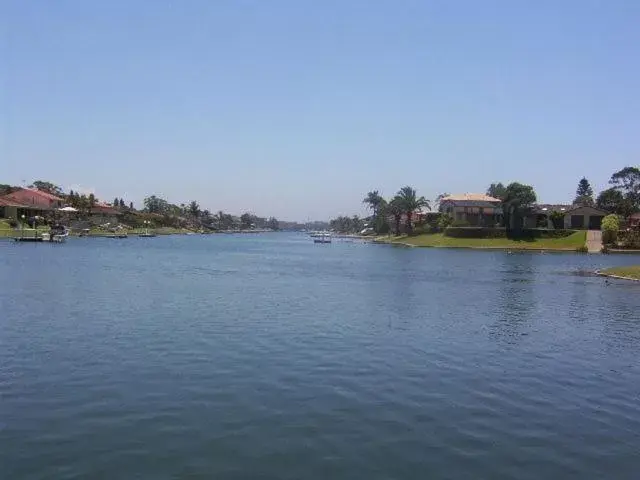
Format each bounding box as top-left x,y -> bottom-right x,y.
375,231 -> 587,251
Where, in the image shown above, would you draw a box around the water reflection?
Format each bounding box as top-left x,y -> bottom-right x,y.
490,253 -> 536,343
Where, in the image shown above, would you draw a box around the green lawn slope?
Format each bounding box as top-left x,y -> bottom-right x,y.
375,231 -> 587,251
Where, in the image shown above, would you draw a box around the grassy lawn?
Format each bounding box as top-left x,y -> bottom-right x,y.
376,231 -> 587,251
599,266 -> 640,280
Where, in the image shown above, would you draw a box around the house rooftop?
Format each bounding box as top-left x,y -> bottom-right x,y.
7,188 -> 64,202
533,204 -> 573,213
0,196 -> 28,207
442,193 -> 501,203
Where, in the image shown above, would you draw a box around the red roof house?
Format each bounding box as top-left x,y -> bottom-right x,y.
3,188 -> 64,209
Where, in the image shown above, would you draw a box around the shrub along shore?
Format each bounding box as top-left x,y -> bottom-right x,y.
374,228 -> 587,251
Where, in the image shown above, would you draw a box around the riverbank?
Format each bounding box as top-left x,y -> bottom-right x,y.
596,266 -> 640,281
374,231 -> 587,251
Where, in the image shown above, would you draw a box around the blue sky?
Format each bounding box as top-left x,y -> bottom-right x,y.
3,1 -> 639,220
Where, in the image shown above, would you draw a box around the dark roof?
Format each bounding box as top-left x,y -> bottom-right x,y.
533,204 -> 609,215
532,204 -> 573,214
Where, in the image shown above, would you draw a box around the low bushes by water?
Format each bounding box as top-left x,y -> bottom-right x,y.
444,227 -> 576,239
617,230 -> 640,249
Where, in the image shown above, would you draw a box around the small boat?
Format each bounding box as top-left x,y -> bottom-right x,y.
138,232 -> 157,238
313,233 -> 332,244
42,225 -> 69,243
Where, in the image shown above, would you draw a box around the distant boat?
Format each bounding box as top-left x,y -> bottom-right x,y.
313,233 -> 332,244
41,226 -> 69,243
138,232 -> 156,238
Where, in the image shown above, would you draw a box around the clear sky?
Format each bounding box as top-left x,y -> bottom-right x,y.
2,1 -> 639,220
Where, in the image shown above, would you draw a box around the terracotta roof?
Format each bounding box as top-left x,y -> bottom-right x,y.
0,196 -> 26,207
25,188 -> 64,201
442,193 -> 501,203
5,188 -> 64,202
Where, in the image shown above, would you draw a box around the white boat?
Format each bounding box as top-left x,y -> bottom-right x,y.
42,226 -> 69,243
313,233 -> 332,244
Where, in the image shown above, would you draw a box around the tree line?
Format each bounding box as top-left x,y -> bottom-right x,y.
348,165 -> 639,236
0,179 -> 281,231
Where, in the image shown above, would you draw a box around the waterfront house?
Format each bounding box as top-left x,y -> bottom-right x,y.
2,188 -> 64,210
88,201 -> 121,225
526,204 -> 608,230
0,193 -> 56,221
439,193 -> 502,226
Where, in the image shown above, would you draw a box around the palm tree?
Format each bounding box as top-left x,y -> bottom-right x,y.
396,186 -> 430,234
363,190 -> 383,218
388,197 -> 403,236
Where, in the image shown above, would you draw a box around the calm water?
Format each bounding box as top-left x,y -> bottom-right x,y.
1,234 -> 640,479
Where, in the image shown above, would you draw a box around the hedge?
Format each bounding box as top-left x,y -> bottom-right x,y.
444,227 -> 575,239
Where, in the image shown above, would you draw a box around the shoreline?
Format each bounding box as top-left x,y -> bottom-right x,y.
595,266 -> 640,282
372,233 -> 586,252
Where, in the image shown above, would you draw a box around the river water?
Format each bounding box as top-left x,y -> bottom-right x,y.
1,234 -> 640,479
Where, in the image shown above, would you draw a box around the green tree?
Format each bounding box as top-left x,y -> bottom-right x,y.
609,166 -> 640,216
434,192 -> 450,211
119,199 -> 125,208
486,182 -> 507,200
217,210 -> 225,229
388,198 -> 404,236
502,183 -> 537,232
395,186 -> 430,234
596,188 -> 630,216
363,190 -> 384,225
188,201 -> 200,218
601,214 -> 619,246
267,217 -> 280,230
30,180 -> 63,196
129,201 -> 134,210
113,197 -> 119,207
144,195 -> 170,214
240,213 -> 254,229
0,184 -> 17,196
88,193 -> 96,210
574,177 -> 594,206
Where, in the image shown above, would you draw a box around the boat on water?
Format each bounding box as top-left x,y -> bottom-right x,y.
310,230 -> 331,238
138,232 -> 157,237
313,233 -> 332,244
41,225 -> 69,243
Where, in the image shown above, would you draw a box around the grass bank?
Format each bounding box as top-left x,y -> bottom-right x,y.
597,266 -> 640,281
375,231 -> 587,251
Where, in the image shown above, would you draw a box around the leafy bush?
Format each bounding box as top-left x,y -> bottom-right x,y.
575,245 -> 589,253
619,230 -> 640,249
444,227 -> 576,239
437,214 -> 454,230
601,214 -> 619,245
549,211 -> 565,229
451,219 -> 471,227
